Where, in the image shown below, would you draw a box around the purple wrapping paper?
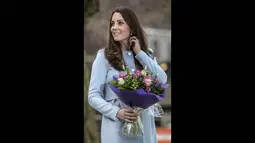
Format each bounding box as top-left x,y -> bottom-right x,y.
108,83 -> 166,109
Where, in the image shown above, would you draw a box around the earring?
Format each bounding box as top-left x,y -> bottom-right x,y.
130,32 -> 133,36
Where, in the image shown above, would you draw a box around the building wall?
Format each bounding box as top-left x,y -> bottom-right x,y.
144,27 -> 171,63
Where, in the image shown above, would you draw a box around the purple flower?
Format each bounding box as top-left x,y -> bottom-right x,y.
119,71 -> 125,78
161,84 -> 169,89
113,76 -> 118,81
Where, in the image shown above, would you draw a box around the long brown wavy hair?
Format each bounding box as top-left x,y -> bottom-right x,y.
104,6 -> 148,71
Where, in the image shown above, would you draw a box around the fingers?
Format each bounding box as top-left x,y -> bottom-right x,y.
125,109 -> 138,115
129,36 -> 137,40
124,112 -> 135,116
124,112 -> 137,119
129,36 -> 139,49
129,36 -> 138,43
124,116 -> 137,120
124,118 -> 134,123
125,108 -> 135,113
124,111 -> 137,117
124,113 -> 137,120
123,109 -> 138,121
123,109 -> 134,119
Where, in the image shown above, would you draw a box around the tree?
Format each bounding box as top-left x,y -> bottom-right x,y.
84,0 -> 100,21
84,50 -> 100,143
84,1 -> 100,143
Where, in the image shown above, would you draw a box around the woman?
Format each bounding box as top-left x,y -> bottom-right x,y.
88,6 -> 167,143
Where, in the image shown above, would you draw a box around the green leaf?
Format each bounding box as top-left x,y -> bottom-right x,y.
109,80 -> 119,87
133,74 -> 137,79
109,80 -> 117,85
118,86 -> 127,90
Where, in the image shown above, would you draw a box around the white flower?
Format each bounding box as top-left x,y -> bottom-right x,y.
141,70 -> 146,77
118,78 -> 125,85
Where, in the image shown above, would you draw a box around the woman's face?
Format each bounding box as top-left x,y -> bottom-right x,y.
110,12 -> 131,42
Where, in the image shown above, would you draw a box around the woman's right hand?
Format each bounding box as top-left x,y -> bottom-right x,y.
117,108 -> 138,123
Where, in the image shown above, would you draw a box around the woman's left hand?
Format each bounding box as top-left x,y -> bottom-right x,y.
129,36 -> 141,54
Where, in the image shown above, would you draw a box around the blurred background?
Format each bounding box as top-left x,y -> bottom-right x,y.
84,0 -> 171,142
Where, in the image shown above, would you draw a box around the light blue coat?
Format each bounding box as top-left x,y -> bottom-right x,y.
88,48 -> 167,143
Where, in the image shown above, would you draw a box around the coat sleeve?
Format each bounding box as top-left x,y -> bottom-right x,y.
135,50 -> 168,84
88,49 -> 120,121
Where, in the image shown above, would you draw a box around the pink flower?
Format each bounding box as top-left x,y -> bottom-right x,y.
145,87 -> 151,92
119,72 -> 125,78
136,70 -> 141,77
144,77 -> 152,87
145,76 -> 152,80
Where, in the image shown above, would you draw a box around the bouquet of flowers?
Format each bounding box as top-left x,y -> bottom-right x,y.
108,65 -> 169,137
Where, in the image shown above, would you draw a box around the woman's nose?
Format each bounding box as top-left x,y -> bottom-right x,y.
112,26 -> 116,31
112,24 -> 119,29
